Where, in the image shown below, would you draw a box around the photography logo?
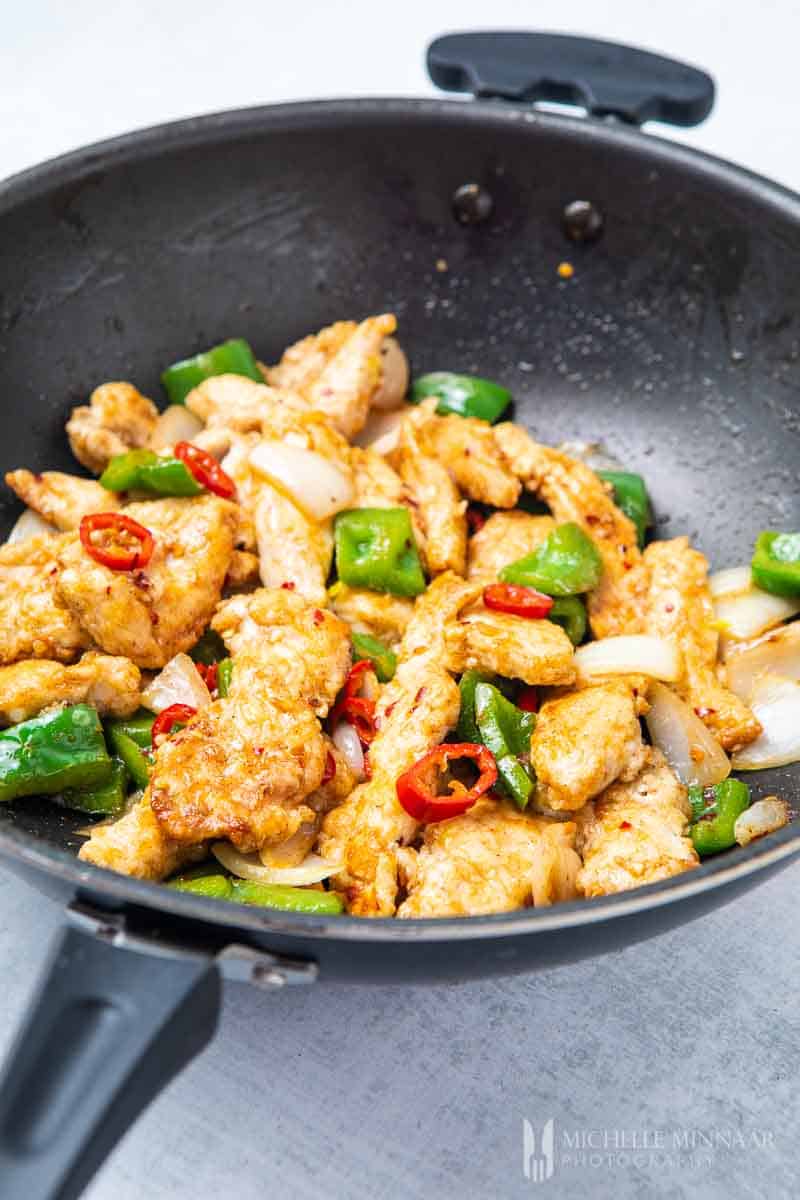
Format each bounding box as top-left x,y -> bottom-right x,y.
523,1118 -> 555,1184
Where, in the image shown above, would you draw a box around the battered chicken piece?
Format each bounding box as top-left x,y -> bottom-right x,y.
643,537 -> 761,750
5,470 -> 121,531
394,420 -> 467,576
259,739 -> 358,869
459,606 -> 576,686
184,374 -> 307,432
319,575 -> 469,915
0,652 -> 141,725
328,584 -> 414,646
79,796 -> 201,881
66,382 -> 159,474
530,682 -> 647,812
408,398 -> 521,508
145,589 -> 351,854
253,484 -> 331,603
0,534 -> 89,665
266,314 -> 397,438
467,511 -> 556,580
56,496 -> 237,669
397,797 -> 581,917
494,424 -> 649,639
575,749 -> 699,896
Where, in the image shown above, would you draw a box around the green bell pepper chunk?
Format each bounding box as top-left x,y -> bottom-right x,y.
168,872 -> 234,900
229,879 -> 344,914
217,658 -> 233,698
689,778 -> 751,857
106,726 -> 152,789
59,758 -> 129,817
474,682 -> 536,809
0,705 -> 112,803
105,709 -> 154,750
351,632 -> 397,682
334,508 -> 426,597
598,470 -> 652,548
161,338 -> 262,405
456,670 -> 496,743
500,522 -> 603,596
410,372 -> 511,423
100,450 -> 203,497
548,596 -> 588,646
190,628 -> 226,665
751,531 -> 800,596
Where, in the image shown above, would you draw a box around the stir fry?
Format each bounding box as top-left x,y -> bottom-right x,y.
0,313 -> 793,918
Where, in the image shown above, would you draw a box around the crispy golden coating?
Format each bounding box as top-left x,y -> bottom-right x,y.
56,496 -> 237,669
348,445 -> 406,507
575,749 -> 699,897
0,652 -> 140,725
5,470 -> 121,531
408,398 -> 521,507
467,511 -> 556,579
79,796 -> 202,880
185,374 -> 306,432
66,382 -> 159,474
397,797 -> 581,917
460,606 -> 576,686
328,584 -> 414,646
144,590 -> 351,856
494,425 -> 649,639
643,537 -> 761,751
394,420 -> 467,576
319,577 -> 467,915
0,534 -> 89,665
531,682 -> 647,812
253,484 -> 332,603
267,314 -> 397,438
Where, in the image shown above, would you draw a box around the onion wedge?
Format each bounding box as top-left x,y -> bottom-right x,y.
710,563 -> 800,639
332,720 -> 366,780
148,404 -> 204,450
734,797 -> 791,846
574,635 -> 681,683
645,681 -> 731,787
731,675 -> 800,771
725,622 -> 800,700
5,507 -> 58,544
212,841 -> 342,886
249,440 -> 353,520
141,652 -> 212,713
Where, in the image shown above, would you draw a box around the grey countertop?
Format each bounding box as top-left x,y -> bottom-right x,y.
2,4 -> 799,1197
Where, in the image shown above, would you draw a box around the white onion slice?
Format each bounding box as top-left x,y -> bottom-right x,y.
725,622 -> 800,700
709,565 -> 752,599
352,407 -> 407,454
734,797 -> 791,846
645,681 -> 731,788
5,507 -> 58,544
141,652 -> 212,713
574,635 -> 681,682
212,841 -> 341,885
731,674 -> 800,770
148,404 -> 204,450
249,440 -> 353,520
332,721 -> 365,780
713,589 -> 800,641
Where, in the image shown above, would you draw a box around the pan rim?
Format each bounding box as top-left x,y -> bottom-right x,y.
1,95 -> 799,942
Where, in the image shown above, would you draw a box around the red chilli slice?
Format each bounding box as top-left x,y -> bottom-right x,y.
175,441 -> 236,499
483,583 -> 554,619
396,742 -> 497,823
79,512 -> 155,571
151,703 -> 197,746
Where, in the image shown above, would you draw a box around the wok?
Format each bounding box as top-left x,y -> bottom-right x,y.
0,30 -> 798,1200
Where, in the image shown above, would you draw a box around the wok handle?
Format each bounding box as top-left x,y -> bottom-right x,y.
0,922 -> 220,1200
426,31 -> 715,127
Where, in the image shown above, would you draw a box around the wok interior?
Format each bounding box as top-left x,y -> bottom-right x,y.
1,101 -> 799,857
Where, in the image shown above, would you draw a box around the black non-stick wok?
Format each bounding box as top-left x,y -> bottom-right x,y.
0,31 -> 799,1200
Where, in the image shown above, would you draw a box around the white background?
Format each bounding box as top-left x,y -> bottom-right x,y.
2,5 -> 800,1200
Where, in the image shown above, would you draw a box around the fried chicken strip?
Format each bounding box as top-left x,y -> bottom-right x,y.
67,382 -> 158,474
5,470 -> 121,531
0,652 -> 141,725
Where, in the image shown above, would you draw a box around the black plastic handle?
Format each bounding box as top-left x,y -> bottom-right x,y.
0,923 -> 220,1200
427,31 -> 715,127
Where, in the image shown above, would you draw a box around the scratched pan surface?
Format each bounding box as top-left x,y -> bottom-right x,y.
0,100 -> 799,975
